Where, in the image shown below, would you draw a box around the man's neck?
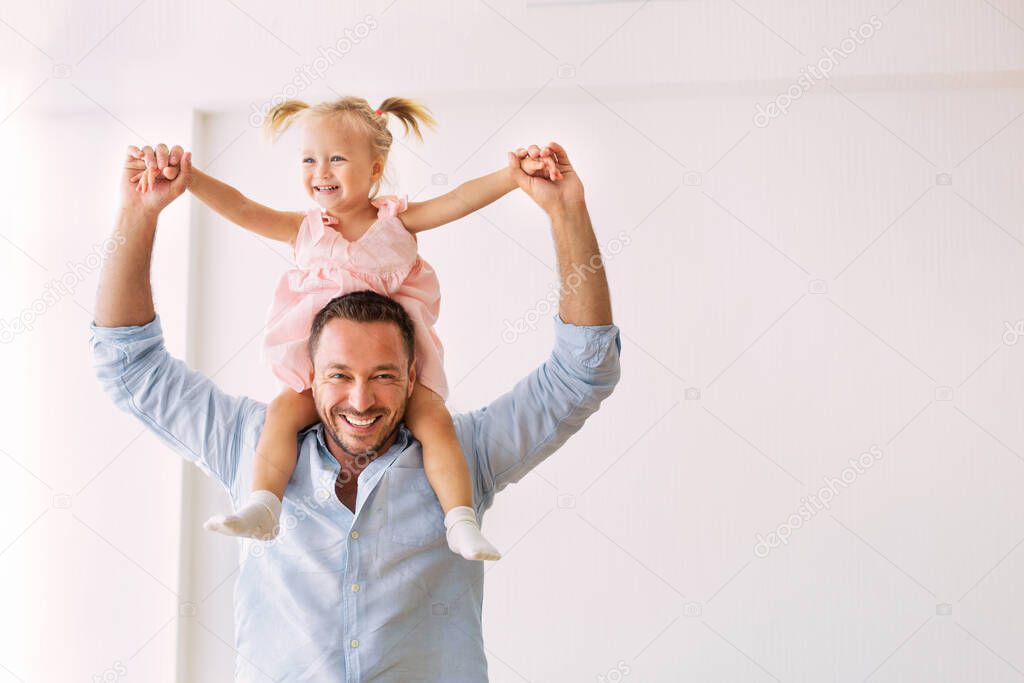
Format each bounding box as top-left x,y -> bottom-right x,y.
323,424 -> 404,512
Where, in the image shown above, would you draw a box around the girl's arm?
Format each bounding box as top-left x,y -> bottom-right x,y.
128,149 -> 303,244
188,168 -> 305,245
401,153 -> 558,233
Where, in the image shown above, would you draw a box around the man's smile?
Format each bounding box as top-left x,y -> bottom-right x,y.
336,410 -> 385,435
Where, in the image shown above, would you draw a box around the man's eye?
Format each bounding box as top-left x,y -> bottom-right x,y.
329,373 -> 349,380
373,374 -> 394,380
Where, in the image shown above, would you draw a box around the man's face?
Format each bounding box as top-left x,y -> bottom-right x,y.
311,318 -> 415,461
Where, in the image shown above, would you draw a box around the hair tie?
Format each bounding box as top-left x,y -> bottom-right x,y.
374,108 -> 383,116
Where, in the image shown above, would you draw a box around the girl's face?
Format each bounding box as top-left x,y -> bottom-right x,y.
300,113 -> 383,213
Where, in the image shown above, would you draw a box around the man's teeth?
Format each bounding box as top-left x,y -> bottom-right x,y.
344,415 -> 378,427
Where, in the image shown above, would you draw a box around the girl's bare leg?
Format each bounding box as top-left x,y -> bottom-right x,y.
407,382 -> 500,561
204,388 -> 318,540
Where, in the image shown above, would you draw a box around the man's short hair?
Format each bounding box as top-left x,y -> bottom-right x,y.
307,291 -> 416,368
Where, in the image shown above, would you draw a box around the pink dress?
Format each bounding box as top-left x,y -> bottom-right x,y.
261,195 -> 448,400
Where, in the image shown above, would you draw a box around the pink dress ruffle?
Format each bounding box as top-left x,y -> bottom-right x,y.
261,195 -> 448,400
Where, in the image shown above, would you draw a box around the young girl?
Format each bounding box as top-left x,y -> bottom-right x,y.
132,96 -> 559,561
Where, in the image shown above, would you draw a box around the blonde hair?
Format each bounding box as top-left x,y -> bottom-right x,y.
262,96 -> 437,198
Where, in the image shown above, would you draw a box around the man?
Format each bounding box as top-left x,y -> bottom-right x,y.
92,141 -> 621,681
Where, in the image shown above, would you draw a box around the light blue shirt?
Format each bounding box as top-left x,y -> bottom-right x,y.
90,313 -> 621,682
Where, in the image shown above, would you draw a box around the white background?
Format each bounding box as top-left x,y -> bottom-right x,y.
2,1 -> 1023,681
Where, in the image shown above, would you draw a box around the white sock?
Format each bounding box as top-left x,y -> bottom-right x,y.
204,490 -> 282,541
444,506 -> 501,561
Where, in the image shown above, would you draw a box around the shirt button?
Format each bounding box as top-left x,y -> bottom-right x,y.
350,639 -> 359,648
351,583 -> 360,592
350,531 -> 359,540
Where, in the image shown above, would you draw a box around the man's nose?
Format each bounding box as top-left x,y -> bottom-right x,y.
347,380 -> 374,412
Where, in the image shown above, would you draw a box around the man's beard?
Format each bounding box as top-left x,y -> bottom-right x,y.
322,406 -> 403,461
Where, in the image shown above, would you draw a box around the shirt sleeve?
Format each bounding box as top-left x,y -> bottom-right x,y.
89,315 -> 262,496
455,314 -> 622,511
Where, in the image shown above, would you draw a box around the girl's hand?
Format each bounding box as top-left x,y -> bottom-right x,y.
514,147 -> 562,181
128,144 -> 183,192
507,142 -> 584,215
320,209 -> 339,227
120,145 -> 192,215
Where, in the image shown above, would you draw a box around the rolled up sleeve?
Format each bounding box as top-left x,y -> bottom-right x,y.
459,314 -> 622,510
90,315 -> 260,495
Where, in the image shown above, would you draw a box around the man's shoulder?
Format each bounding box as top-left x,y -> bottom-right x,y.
242,400 -> 270,441
394,417 -> 475,451
451,410 -> 481,447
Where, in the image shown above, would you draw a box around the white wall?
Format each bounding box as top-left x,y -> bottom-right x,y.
186,74 -> 1024,681
3,0 -> 1024,681
0,110 -> 193,681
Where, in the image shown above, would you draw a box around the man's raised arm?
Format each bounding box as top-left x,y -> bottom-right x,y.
91,145 -> 258,494
540,150 -> 612,329
95,144 -> 189,327
459,142 -> 622,510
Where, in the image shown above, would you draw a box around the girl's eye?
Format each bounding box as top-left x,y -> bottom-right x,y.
331,155 -> 346,162
302,158 -> 314,164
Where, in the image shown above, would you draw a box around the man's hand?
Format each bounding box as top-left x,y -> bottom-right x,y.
507,142 -> 584,216
121,144 -> 191,217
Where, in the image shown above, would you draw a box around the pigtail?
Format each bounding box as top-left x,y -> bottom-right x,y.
376,97 -> 437,142
263,99 -> 311,142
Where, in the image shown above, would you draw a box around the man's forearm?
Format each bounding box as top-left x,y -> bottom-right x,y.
94,208 -> 158,327
550,203 -> 613,327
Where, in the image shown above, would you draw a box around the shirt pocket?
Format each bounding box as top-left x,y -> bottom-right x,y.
385,466 -> 446,546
